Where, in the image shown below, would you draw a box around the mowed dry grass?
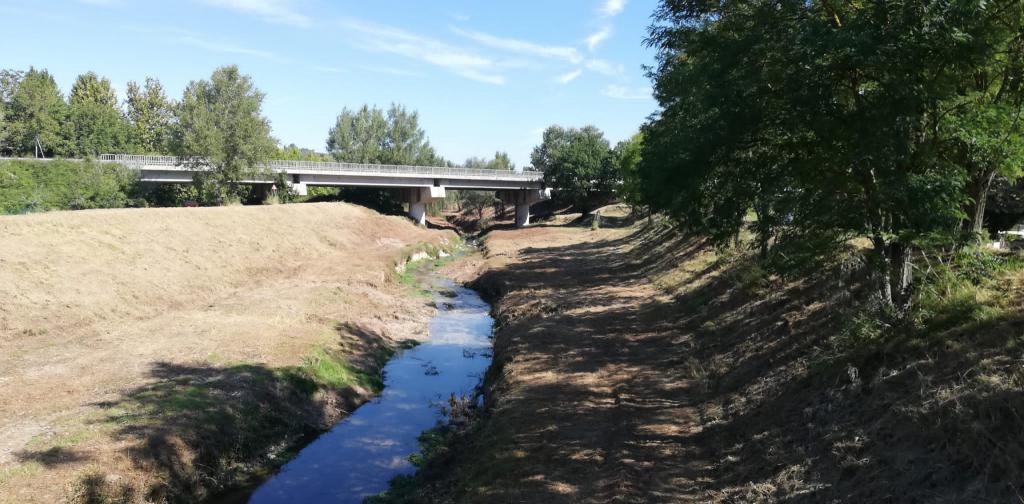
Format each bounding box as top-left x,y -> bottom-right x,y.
0,202 -> 453,502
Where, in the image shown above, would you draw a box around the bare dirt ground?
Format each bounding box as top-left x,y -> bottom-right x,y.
0,203 -> 454,502
405,207 -> 1024,503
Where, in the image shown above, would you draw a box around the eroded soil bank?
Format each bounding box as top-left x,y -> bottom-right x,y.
0,203 -> 457,502
383,213 -> 1024,502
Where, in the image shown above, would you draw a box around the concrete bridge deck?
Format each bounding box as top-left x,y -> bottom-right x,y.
97,154 -> 549,226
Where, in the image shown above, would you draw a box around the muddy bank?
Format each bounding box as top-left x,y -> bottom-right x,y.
0,203 -> 457,503
381,220 -> 1024,502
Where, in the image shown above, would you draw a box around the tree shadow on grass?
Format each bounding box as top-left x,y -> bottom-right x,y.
73,322 -> 396,503
411,220 -> 1024,502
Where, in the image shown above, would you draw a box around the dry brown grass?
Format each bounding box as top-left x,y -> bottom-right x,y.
0,202 -> 455,502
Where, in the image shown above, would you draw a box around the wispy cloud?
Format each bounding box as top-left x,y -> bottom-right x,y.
338,18 -> 505,85
451,26 -> 582,64
177,34 -> 279,60
358,65 -> 422,77
603,84 -> 651,100
600,0 -> 627,17
314,65 -> 342,74
201,0 -> 310,27
585,59 -> 624,76
556,69 -> 583,84
585,27 -> 612,51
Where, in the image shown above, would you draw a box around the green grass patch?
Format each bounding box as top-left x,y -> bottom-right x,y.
296,347 -> 386,392
0,461 -> 43,488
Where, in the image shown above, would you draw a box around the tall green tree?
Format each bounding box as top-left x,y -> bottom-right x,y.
531,125 -> 617,210
172,65 -> 276,203
66,72 -> 130,157
326,104 -> 441,165
6,68 -> 67,156
641,0 -> 1024,312
125,77 -> 174,154
612,133 -> 644,209
0,70 -> 23,155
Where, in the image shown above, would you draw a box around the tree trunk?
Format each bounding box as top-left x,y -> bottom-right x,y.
874,238 -> 914,316
964,169 -> 996,238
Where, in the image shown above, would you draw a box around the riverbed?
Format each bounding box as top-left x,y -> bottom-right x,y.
246,276 -> 493,503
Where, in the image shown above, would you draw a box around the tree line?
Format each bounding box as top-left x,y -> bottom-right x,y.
0,65 -> 526,211
629,0 -> 1024,315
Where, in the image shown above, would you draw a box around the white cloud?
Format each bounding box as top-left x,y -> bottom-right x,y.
600,0 -> 626,16
177,35 -> 279,60
585,27 -> 612,51
585,59 -> 624,76
603,84 -> 651,100
556,69 -> 583,84
201,0 -> 310,27
314,66 -> 342,74
338,18 -> 505,85
451,26 -> 582,64
358,65 -> 422,77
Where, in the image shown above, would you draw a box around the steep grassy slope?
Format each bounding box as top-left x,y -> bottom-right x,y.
380,217 -> 1023,502
0,202 -> 456,502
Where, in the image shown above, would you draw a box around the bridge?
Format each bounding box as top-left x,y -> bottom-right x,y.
99,154 -> 550,226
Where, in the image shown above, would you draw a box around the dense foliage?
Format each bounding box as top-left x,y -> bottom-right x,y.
172,65 -> 276,204
640,0 -> 1024,312
531,125 -> 619,210
0,158 -> 142,213
326,104 -> 444,166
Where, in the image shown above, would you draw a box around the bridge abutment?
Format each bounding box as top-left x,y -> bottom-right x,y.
404,187 -> 446,226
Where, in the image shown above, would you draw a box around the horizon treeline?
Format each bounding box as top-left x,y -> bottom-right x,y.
0,66 -> 515,171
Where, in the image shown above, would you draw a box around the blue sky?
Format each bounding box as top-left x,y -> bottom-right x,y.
0,0 -> 658,167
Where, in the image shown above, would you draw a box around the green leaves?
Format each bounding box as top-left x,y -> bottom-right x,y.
640,0 -> 1024,309
326,104 -> 441,166
125,77 -> 174,154
5,68 -> 68,156
531,125 -> 618,209
172,65 -> 276,204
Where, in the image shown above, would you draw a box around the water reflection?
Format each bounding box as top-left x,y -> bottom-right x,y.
247,280 -> 493,503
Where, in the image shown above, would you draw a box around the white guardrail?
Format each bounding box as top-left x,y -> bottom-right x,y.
98,154 -> 543,182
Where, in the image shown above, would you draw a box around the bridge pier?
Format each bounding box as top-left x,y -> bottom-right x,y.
286,174 -> 308,196
499,189 -> 551,227
404,186 -> 446,226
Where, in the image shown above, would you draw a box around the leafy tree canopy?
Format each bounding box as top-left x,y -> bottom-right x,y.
6,68 -> 67,156
531,125 -> 618,209
125,77 -> 174,154
640,0 -> 1024,311
464,151 -> 515,170
326,104 -> 441,166
172,65 -> 276,203
66,72 -> 130,157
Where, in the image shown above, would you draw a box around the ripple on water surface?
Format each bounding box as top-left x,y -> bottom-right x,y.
246,280 -> 493,504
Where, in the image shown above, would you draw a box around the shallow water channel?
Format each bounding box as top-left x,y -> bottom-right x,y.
247,276 -> 494,503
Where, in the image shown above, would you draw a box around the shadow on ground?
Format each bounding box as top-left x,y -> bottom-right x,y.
15,322 -> 396,503
387,221 -> 1024,503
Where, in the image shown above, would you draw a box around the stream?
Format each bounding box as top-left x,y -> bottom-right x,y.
247,276 -> 494,503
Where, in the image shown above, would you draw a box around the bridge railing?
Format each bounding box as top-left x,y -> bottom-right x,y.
99,154 -> 543,181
